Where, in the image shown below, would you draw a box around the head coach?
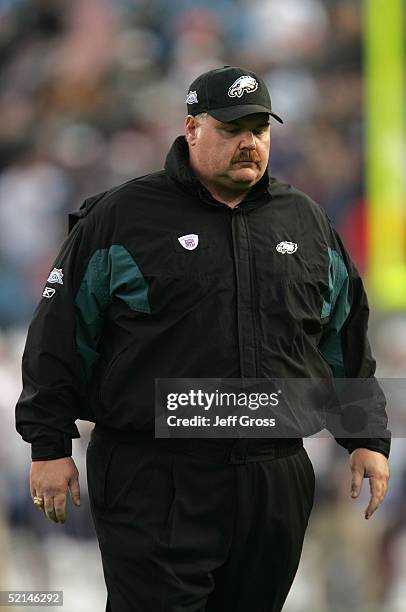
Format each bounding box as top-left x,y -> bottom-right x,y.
16,66 -> 390,612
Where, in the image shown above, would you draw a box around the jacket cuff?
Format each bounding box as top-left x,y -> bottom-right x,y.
31,436 -> 72,461
335,437 -> 391,459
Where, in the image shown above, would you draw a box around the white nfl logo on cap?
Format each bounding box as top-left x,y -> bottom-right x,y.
186,90 -> 198,104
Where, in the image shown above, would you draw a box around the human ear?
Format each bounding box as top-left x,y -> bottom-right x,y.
185,115 -> 198,146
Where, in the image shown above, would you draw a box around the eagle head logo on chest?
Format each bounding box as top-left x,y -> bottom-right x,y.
276,241 -> 298,254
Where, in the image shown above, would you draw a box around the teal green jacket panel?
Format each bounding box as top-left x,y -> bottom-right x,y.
75,245 -> 151,381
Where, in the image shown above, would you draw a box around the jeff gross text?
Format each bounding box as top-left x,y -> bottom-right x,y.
165,389 -> 281,428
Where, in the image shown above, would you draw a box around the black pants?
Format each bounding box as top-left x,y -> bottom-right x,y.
86,429 -> 315,612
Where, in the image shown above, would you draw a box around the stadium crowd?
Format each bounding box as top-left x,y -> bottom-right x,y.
0,1 -> 405,610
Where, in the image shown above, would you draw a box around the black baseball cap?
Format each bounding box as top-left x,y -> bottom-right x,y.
185,66 -> 283,124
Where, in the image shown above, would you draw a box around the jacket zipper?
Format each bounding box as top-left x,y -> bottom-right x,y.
230,206 -> 258,378
242,210 -> 260,377
231,206 -> 245,378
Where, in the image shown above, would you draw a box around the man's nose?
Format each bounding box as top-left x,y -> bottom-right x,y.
239,130 -> 256,149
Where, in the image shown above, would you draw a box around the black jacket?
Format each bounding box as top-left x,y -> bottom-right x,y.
15,136 -> 391,460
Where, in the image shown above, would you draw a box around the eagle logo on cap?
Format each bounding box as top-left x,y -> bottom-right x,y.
228,76 -> 258,98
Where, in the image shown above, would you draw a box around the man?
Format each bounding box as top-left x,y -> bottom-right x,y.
16,66 -> 390,612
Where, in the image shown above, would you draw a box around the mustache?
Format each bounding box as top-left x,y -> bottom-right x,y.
231,150 -> 261,164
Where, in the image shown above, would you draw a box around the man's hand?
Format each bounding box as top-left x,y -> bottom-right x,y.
30,457 -> 81,524
350,448 -> 390,520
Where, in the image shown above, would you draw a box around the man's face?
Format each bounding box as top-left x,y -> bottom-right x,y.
185,113 -> 271,193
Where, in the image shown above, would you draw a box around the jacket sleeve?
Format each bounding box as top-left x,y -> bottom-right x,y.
318,227 -> 391,458
15,200 -> 104,461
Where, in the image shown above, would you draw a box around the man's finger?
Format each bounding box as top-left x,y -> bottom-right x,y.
31,480 -> 44,511
33,493 -> 45,513
69,476 -> 81,507
351,467 -> 364,498
365,477 -> 386,519
54,493 -> 67,524
43,495 -> 58,523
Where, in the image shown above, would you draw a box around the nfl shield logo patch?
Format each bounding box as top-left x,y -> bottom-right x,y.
47,268 -> 64,284
178,234 -> 199,250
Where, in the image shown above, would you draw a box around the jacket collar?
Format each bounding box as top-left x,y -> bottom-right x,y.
164,135 -> 271,207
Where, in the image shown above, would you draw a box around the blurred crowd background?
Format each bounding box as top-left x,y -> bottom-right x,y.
0,0 -> 405,610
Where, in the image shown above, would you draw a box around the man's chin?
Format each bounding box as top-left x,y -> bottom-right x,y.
228,168 -> 259,186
